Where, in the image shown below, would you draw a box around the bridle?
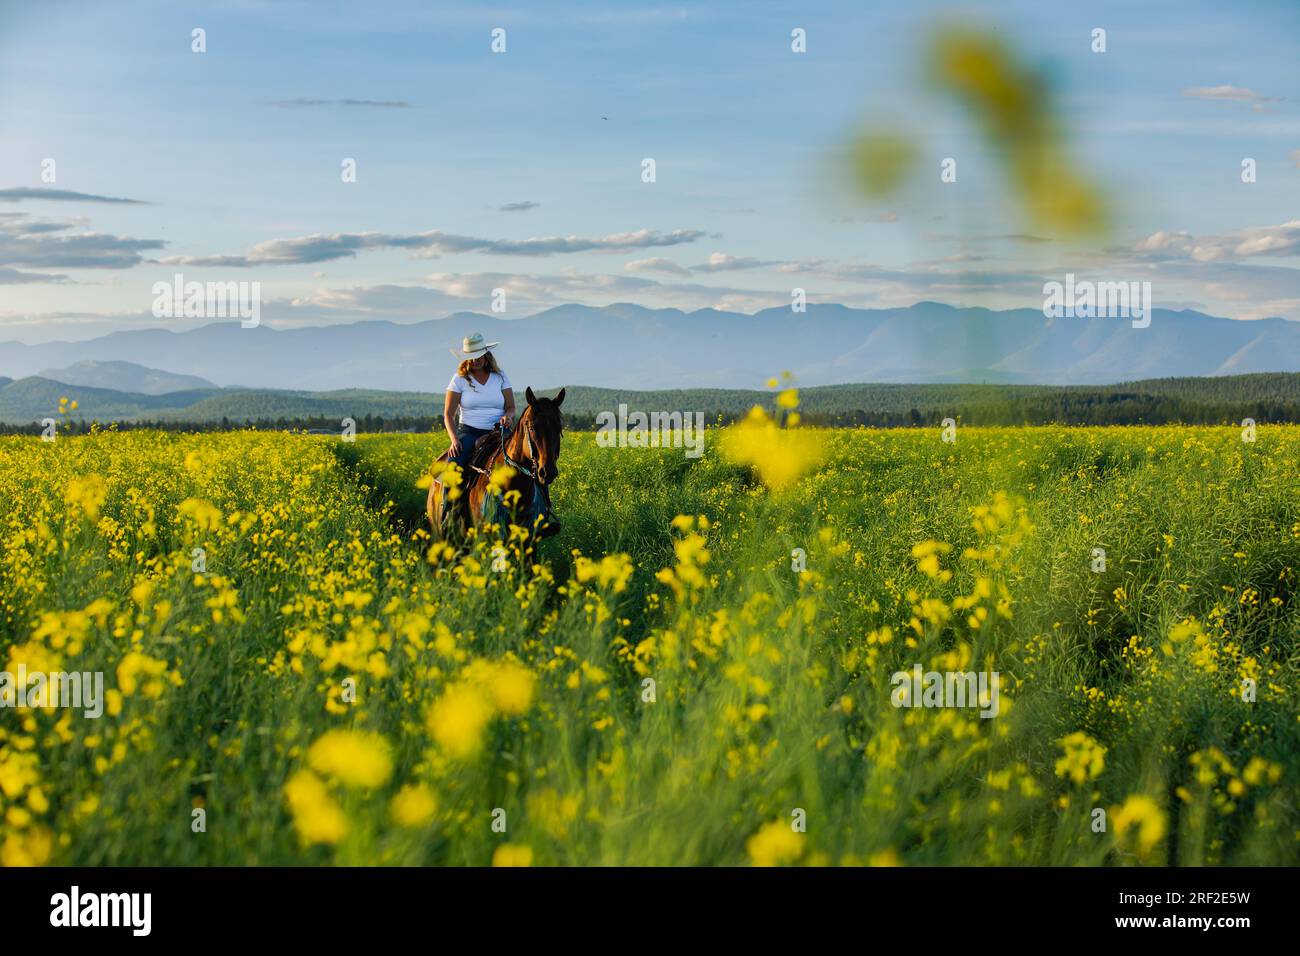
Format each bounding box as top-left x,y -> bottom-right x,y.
477,415 -> 552,485
500,420 -> 539,481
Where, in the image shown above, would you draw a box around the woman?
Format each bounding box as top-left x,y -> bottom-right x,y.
442,333 -> 515,511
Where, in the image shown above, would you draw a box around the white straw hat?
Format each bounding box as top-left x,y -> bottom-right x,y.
451,332 -> 500,358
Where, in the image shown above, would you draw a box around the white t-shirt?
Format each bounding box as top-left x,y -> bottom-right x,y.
448,370 -> 512,430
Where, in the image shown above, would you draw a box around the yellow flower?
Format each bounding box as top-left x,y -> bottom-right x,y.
283,770 -> 348,846
488,463 -> 516,492
0,826 -> 53,867
719,405 -> 824,491
307,730 -> 393,789
390,784 -> 438,827
1169,617 -> 1203,644
1112,794 -> 1167,858
178,497 -> 223,533
911,540 -> 953,581
484,660 -> 535,716
574,553 -> 634,592
868,847 -> 902,867
1242,757 -> 1282,787
0,752 -> 40,799
492,844 -> 533,867
116,651 -> 170,698
1054,731 -> 1106,786
65,475 -> 108,521
746,820 -> 805,867
426,683 -> 494,759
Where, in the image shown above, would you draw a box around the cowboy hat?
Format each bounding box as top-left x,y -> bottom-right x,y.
451,332 -> 500,358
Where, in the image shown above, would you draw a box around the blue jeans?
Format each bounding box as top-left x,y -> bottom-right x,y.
450,424 -> 492,474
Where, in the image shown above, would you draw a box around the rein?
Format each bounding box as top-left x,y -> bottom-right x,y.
472,422 -> 540,482
500,425 -> 538,481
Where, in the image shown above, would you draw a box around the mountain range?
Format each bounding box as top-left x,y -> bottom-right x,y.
35,360 -> 217,395
4,302 -> 1298,393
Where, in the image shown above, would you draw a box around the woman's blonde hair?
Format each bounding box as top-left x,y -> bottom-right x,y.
457,350 -> 502,386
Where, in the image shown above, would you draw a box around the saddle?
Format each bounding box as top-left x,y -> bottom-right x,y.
467,430 -> 504,474
434,430 -> 502,476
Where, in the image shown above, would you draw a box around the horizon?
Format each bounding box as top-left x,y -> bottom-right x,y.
2,0 -> 1299,353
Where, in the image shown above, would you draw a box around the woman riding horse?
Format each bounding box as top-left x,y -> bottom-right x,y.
429,333 -> 565,540
443,333 -> 515,487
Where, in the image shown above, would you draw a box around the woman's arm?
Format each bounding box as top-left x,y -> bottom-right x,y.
444,390 -> 462,456
500,387 -> 516,427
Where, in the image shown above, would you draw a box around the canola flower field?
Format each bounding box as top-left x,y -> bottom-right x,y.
0,417 -> 1296,866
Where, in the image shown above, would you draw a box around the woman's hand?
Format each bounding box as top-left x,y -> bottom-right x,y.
448,435 -> 462,458
498,413 -> 512,428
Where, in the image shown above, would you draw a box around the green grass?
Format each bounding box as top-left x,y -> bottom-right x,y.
0,424 -> 1295,866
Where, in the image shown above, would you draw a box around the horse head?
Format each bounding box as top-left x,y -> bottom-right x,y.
520,386 -> 565,485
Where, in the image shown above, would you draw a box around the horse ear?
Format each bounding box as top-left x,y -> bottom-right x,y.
525,386 -> 536,405
553,387 -> 565,408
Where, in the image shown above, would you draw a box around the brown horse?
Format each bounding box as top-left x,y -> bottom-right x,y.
427,386 -> 565,542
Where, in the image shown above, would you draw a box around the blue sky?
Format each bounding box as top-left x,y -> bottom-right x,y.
1,0 -> 1298,343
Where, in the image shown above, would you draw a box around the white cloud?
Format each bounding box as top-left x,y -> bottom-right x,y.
283,270 -> 801,319
0,187 -> 148,205
1182,85 -> 1283,104
271,98 -> 412,109
158,227 -> 708,267
1134,221 -> 1300,262
0,213 -> 164,270
692,252 -> 781,272
624,257 -> 691,276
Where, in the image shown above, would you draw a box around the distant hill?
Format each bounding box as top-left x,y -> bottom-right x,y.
3,302 -> 1299,392
37,360 -> 217,395
2,372 -> 1299,430
0,376 -> 223,423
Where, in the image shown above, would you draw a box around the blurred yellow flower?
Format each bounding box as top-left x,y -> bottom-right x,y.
747,820 -> 804,867
719,405 -> 824,492
426,683 -> 494,759
116,651 -> 170,698
1055,732 -> 1106,786
65,475 -> 107,521
307,730 -> 393,789
283,770 -> 348,846
492,844 -> 533,867
390,783 -> 438,827
484,661 -> 535,716
0,826 -> 53,867
1112,794 -> 1167,858
574,553 -> 634,593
